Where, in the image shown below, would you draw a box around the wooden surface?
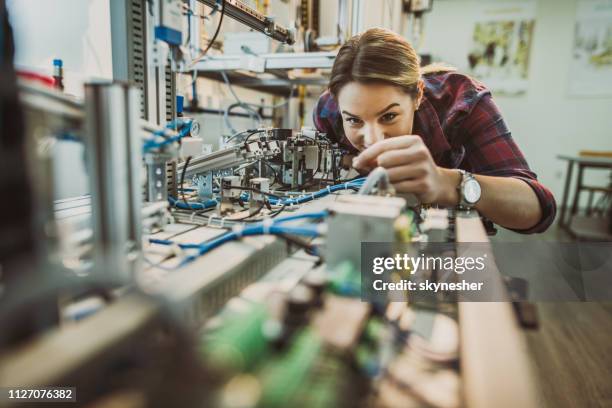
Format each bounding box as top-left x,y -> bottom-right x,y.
455,212 -> 541,408
493,226 -> 612,408
524,302 -> 612,408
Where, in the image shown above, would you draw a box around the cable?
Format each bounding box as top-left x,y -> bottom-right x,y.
143,121 -> 192,153
191,0 -> 226,66
276,233 -> 320,258
180,156 -> 193,206
224,102 -> 262,134
169,196 -> 218,210
229,186 -> 281,199
149,223 -> 323,267
220,71 -> 290,110
268,179 -> 365,206
232,205 -> 264,221
182,224 -> 323,265
225,129 -> 261,145
262,160 -> 279,185
358,167 -> 391,195
243,131 -> 261,146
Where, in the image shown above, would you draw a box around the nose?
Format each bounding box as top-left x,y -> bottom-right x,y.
363,124 -> 384,148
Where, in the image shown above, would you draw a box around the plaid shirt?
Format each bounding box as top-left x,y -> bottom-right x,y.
313,71 -> 556,233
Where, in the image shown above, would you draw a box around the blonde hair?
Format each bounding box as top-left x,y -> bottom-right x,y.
329,28 -> 456,98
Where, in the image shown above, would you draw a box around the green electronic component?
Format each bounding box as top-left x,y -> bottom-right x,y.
201,304 -> 270,372
258,329 -> 322,407
356,344 -> 380,377
327,261 -> 361,297
364,317 -> 385,343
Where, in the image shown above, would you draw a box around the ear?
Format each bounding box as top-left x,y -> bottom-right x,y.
415,80 -> 425,110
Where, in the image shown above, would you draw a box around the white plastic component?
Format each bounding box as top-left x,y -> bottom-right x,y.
160,0 -> 184,33
250,177 -> 270,201
327,198 -> 403,270
222,176 -> 242,199
180,137 -> 203,158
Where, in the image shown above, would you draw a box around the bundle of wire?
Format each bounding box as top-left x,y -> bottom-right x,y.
149,210 -> 328,267
168,178 -> 366,214
152,178 -> 366,267
142,120 -> 193,153
267,178 -> 365,206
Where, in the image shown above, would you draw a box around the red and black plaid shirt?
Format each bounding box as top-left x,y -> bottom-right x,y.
313,71 -> 556,233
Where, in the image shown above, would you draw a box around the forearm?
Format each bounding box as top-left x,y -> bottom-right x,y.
438,168 -> 542,230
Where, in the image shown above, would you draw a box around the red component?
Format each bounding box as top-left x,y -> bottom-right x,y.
16,70 -> 56,87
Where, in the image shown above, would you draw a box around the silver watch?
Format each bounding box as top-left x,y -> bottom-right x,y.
457,169 -> 481,210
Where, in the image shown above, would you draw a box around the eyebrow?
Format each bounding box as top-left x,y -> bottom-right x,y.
341,103 -> 400,118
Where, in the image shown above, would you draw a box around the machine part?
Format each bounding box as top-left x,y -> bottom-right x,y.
326,196 -> 405,271
141,201 -> 171,233
145,151 -> 175,202
335,195 -> 406,212
358,167 -> 394,196
250,177 -> 270,203
219,175 -> 241,215
110,0 -> 148,119
188,51 -> 334,72
52,59 -> 64,91
0,277 -> 210,407
196,0 -> 295,44
279,132 -> 321,188
202,304 -> 270,373
421,208 -> 450,242
155,0 -> 184,46
197,173 -> 215,200
176,144 -> 259,178
84,82 -> 143,282
222,176 -> 242,199
311,295 -> 371,353
268,128 -> 293,140
180,137 -> 204,158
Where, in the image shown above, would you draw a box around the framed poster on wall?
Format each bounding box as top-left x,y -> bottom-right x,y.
466,2 -> 537,95
569,0 -> 612,97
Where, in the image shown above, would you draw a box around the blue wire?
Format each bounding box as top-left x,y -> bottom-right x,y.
272,210 -> 328,224
149,212 -> 325,267
143,120 -> 192,153
168,196 -> 218,210
179,224 -> 322,266
152,177 -> 366,266
268,179 -> 365,206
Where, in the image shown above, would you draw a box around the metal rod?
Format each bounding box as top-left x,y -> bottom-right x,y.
84,82 -> 143,282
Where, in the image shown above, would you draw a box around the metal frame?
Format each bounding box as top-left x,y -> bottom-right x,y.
196,0 -> 294,44
189,51 -> 336,72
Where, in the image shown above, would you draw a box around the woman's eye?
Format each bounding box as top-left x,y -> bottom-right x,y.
380,113 -> 398,123
345,117 -> 363,126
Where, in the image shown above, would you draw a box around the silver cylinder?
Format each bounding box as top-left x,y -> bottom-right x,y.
84,82 -> 142,281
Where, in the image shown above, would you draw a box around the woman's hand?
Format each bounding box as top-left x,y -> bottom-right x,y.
352,135 -> 460,205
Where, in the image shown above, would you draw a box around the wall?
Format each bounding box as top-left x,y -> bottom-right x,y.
358,0 -> 612,201
7,0 -> 113,199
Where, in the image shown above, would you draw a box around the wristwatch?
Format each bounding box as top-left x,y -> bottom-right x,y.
457,169 -> 481,210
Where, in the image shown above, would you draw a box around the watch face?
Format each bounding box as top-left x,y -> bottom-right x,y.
464,179 -> 481,204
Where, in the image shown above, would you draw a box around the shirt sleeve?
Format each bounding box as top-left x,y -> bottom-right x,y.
458,94 -> 557,234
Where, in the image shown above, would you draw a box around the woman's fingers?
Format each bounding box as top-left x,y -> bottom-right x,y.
385,164 -> 428,182
353,135 -> 421,169
376,144 -> 430,168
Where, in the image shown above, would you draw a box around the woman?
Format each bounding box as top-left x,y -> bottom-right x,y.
313,28 -> 556,233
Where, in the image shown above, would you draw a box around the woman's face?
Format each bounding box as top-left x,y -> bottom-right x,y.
337,81 -> 422,151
